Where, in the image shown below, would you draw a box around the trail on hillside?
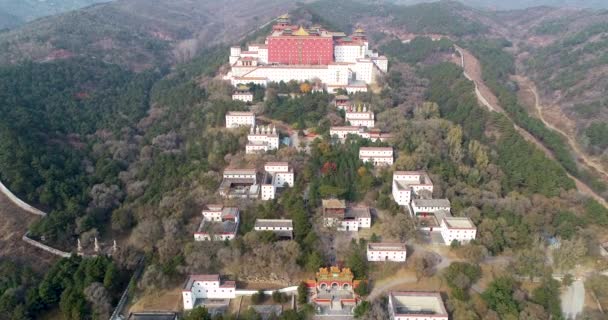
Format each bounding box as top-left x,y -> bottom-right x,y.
455,45 -> 608,207
512,75 -> 608,180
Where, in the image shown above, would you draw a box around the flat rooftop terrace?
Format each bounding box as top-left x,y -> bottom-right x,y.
390,292 -> 447,317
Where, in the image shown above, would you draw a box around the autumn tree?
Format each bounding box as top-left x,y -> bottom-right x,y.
553,237 -> 587,271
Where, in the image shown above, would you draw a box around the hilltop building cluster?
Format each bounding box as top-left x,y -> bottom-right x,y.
225,14 -> 388,93
331,99 -> 392,145
322,199 -> 371,231
392,171 -> 477,245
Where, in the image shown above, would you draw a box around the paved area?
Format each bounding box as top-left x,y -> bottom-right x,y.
561,280 -> 585,319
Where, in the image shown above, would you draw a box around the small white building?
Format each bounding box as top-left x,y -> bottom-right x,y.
392,171 -> 433,206
264,162 -> 294,187
246,126 -> 279,154
226,111 -> 255,128
345,107 -> 375,128
254,219 -> 293,239
367,243 -> 407,262
411,198 -> 451,216
330,126 -> 368,141
359,147 -> 393,166
202,205 -> 240,222
232,90 -> 254,102
388,291 -> 448,320
440,217 -> 477,245
322,199 -> 371,231
182,274 -> 236,310
260,162 -> 294,200
194,208 -> 239,241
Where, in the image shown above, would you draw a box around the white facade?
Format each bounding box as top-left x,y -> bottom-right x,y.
182,275 -> 236,310
254,219 -> 293,239
330,126 -> 369,141
392,171 -> 434,206
345,110 -> 375,128
232,91 -> 253,102
440,217 -> 477,245
226,111 -> 255,128
201,205 -> 239,222
223,169 -> 256,180
264,162 -> 294,187
367,243 -> 407,262
411,199 -> 451,216
388,292 -> 448,320
323,205 -> 371,231
359,147 -> 393,166
246,126 -> 279,154
261,183 -> 275,201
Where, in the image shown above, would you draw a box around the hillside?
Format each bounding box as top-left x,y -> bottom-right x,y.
486,7 -> 608,172
0,0 -> 298,70
391,0 -> 608,10
0,0 -> 109,25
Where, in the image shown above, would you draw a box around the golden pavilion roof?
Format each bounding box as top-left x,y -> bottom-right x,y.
293,26 -> 310,36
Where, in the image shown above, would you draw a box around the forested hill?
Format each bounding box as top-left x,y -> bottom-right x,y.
0,0 -> 298,70
0,0 -> 109,29
391,0 -> 608,10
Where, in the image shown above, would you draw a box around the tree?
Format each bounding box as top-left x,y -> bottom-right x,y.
411,252 -> 439,282
183,307 -> 212,320
531,276 -> 562,320
353,301 -> 371,318
553,237 -> 587,271
297,282 -> 308,305
513,246 -> 546,280
443,262 -> 481,300
354,281 -> 369,297
299,82 -> 312,94
380,214 -> 416,242
251,290 -> 265,304
481,277 -> 520,317
272,291 -> 288,303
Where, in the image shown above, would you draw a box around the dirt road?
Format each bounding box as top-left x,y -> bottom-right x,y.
455,45 -> 608,207
0,189 -> 56,272
513,75 -> 608,180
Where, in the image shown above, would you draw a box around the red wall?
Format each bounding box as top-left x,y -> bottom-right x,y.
268,37 -> 333,65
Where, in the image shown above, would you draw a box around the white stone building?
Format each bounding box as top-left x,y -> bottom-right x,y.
411,199 -> 451,216
232,90 -> 253,102
388,292 -> 448,320
246,126 -> 279,154
367,243 -> 407,262
440,217 -> 477,245
194,207 -> 239,242
226,111 -> 255,128
392,171 -> 434,206
225,20 -> 388,94
345,107 -> 375,128
260,162 -> 294,200
254,219 -> 293,239
182,274 -> 236,310
322,199 -> 371,231
359,147 -> 393,166
330,126 -> 368,141
202,205 -> 240,222
219,168 -> 259,199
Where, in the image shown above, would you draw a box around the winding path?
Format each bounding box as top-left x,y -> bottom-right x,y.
455,45 -> 608,208
513,75 -> 608,180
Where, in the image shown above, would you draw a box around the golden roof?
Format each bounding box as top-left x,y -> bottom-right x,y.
278,13 -> 290,19
355,28 -> 365,34
293,26 -> 310,36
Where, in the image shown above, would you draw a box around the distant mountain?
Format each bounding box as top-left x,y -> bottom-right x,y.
0,9 -> 22,30
391,0 -> 608,10
0,0 -> 298,69
0,0 -> 110,29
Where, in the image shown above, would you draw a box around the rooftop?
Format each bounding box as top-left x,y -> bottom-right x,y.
184,274 -> 219,290
322,199 -> 346,209
224,168 -> 257,175
196,220 -> 238,235
412,198 -> 450,208
255,219 -> 293,229
128,312 -> 178,320
367,243 -> 406,251
389,291 -> 448,317
360,147 -> 392,152
443,217 -> 476,229
345,206 -> 371,219
227,111 -> 254,116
